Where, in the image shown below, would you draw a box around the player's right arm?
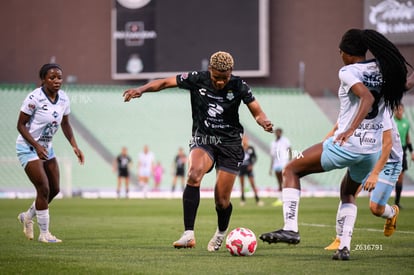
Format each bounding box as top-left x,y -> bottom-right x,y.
123,76 -> 177,102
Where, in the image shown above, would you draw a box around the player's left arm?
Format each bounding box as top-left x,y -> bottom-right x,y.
61,115 -> 85,164
363,129 -> 392,191
247,100 -> 273,132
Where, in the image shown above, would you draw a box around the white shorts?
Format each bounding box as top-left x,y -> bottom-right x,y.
16,143 -> 55,168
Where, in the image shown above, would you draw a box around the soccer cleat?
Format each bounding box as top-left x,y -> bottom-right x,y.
207,229 -> 227,252
38,232 -> 62,243
173,230 -> 196,249
17,212 -> 34,240
384,205 -> 399,237
332,247 -> 350,260
324,237 -> 340,250
259,229 -> 300,244
257,200 -> 265,207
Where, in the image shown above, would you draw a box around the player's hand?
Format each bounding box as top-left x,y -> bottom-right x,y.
262,120 -> 273,132
333,129 -> 353,146
363,174 -> 377,191
73,147 -> 85,165
123,88 -> 143,102
35,144 -> 48,160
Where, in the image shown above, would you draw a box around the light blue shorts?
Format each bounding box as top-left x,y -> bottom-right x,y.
369,162 -> 402,205
321,137 -> 380,183
16,143 -> 55,168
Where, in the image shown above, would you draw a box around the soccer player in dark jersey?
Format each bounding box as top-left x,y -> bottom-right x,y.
113,146 -> 132,198
123,51 -> 273,251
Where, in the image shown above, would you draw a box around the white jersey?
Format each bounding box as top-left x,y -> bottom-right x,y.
335,59 -> 386,154
16,87 -> 70,150
138,151 -> 154,176
270,136 -> 291,168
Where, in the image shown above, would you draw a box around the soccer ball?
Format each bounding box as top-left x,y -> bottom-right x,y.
225,227 -> 257,256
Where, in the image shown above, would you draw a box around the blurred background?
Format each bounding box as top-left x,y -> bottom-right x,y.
1,0 -> 414,199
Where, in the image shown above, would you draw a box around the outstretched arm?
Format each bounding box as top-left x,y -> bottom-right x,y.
123,76 -> 178,102
246,100 -> 273,132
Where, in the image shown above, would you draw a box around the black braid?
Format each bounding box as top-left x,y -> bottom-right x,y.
362,30 -> 412,110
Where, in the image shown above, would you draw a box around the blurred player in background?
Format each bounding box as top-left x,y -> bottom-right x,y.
171,147 -> 187,193
137,145 -> 154,198
393,103 -> 414,209
238,135 -> 263,206
260,28 -> 411,261
123,51 -> 273,252
269,128 -> 291,206
113,146 -> 132,198
16,63 -> 84,243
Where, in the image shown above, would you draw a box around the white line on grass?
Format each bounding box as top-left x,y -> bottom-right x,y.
300,222 -> 414,235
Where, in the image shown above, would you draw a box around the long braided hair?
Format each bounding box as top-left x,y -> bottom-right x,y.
339,29 -> 411,110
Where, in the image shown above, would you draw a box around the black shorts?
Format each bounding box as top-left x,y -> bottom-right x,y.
190,142 -> 244,175
239,165 -> 254,177
118,168 -> 129,178
175,167 -> 185,177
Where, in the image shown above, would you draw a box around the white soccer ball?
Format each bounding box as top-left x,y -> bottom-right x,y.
225,227 -> 257,256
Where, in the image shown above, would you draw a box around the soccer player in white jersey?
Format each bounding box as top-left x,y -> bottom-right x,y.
137,145 -> 154,197
269,128 -> 291,206
325,109 -> 402,251
16,64 -> 84,243
260,29 -> 411,260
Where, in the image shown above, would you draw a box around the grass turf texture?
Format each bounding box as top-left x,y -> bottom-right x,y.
1,197 -> 413,274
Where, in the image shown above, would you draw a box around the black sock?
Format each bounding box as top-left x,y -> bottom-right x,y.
216,203 -> 233,232
182,185 -> 200,231
395,184 -> 402,205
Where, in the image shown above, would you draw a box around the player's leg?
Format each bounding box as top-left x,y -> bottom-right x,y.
208,169 -> 237,252
248,175 -> 263,206
332,171 -> 359,260
173,147 -> 213,249
116,177 -> 122,198
260,142 -> 324,244
239,175 -> 246,205
370,162 -> 402,236
125,176 -> 130,198
41,158 -> 62,242
25,159 -> 61,243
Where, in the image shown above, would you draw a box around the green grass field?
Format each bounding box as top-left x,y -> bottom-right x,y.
1,197 -> 413,274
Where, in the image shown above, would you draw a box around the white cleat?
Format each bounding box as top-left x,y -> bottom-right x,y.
207,228 -> 227,252
17,212 -> 34,240
173,230 -> 196,249
38,232 -> 62,243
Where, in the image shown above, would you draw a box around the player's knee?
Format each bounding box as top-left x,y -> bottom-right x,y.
369,203 -> 382,216
187,168 -> 204,186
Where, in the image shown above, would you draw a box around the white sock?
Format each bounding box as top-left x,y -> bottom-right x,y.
26,201 -> 36,220
282,188 -> 300,232
338,203 -> 357,250
381,204 -> 394,219
335,201 -> 342,238
36,209 -> 49,234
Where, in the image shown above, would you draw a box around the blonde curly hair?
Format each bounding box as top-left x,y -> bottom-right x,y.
209,51 -> 234,72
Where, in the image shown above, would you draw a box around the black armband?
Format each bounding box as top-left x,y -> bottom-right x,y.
408,143 -> 413,153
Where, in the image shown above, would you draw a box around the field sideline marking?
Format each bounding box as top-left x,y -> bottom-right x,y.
300,222 -> 414,235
